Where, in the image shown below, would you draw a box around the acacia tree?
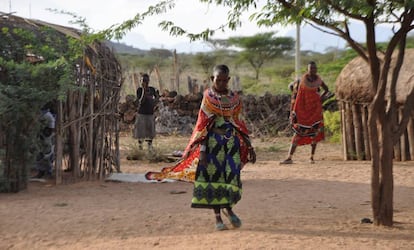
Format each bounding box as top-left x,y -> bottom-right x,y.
156,0 -> 414,226
226,32 -> 294,80
193,52 -> 218,81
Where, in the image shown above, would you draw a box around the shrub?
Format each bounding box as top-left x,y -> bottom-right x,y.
324,111 -> 341,143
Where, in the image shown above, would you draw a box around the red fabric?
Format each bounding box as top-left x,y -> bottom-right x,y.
145,88 -> 251,182
291,74 -> 325,146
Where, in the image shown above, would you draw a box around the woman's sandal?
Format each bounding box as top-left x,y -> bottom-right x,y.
222,210 -> 242,228
280,158 -> 293,164
215,222 -> 228,231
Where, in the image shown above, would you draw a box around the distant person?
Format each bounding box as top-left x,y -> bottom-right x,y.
280,61 -> 329,164
146,64 -> 256,231
32,104 -> 56,178
133,73 -> 159,151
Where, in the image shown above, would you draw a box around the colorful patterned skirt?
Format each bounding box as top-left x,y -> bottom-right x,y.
291,120 -> 325,146
191,125 -> 242,209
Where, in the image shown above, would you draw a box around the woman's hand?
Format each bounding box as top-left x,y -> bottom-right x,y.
248,147 -> 256,164
199,151 -> 207,166
290,112 -> 297,124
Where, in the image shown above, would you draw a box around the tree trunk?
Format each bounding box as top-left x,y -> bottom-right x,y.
378,120 -> 394,226
369,106 -> 394,226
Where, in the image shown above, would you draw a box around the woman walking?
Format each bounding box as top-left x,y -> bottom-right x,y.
146,64 -> 256,231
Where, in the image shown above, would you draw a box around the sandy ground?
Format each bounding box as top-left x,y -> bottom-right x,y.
1,135 -> 414,250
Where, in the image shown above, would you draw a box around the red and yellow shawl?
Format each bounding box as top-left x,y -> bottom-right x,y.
145,88 -> 251,182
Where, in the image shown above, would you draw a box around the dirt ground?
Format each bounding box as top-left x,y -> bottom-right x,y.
1,135 -> 413,250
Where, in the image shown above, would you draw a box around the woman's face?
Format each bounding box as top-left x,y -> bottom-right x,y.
212,72 -> 230,93
308,64 -> 317,76
140,76 -> 149,87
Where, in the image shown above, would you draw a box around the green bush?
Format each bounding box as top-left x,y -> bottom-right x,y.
324,111 -> 341,143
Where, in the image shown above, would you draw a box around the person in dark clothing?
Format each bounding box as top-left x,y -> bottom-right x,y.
32,105 -> 56,178
133,73 -> 159,151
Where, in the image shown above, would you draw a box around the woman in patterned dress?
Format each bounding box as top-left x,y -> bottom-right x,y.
146,64 -> 256,231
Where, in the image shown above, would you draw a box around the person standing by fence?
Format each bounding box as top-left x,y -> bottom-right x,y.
133,73 -> 159,152
32,104 -> 56,178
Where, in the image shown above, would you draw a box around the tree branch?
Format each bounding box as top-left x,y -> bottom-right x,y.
324,0 -> 365,20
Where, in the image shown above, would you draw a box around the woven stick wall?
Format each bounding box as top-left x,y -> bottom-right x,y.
0,14 -> 122,189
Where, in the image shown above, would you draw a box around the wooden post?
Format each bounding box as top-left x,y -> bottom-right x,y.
153,65 -> 164,91
55,100 -> 63,185
340,101 -> 349,160
394,108 -> 402,161
345,102 -> 356,160
68,91 -> 81,178
352,104 -> 363,160
173,50 -> 180,93
361,104 -> 371,160
399,108 -> 407,161
133,73 -> 139,89
87,76 -> 94,179
407,116 -> 414,161
187,76 -> 193,94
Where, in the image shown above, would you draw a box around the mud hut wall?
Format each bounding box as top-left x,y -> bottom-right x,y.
339,100 -> 413,162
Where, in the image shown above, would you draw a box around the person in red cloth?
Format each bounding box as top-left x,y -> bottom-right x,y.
146,64 -> 256,231
280,61 -> 329,164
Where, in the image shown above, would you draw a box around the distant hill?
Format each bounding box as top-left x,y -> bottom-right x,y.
105,41 -> 147,55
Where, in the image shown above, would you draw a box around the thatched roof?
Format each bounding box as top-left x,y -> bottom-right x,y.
0,12 -> 105,63
0,12 -> 80,38
335,49 -> 414,104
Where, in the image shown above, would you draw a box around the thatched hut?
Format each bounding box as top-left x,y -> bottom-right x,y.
335,49 -> 414,161
0,13 -> 123,191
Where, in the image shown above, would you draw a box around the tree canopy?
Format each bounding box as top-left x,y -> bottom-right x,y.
224,32 -> 294,80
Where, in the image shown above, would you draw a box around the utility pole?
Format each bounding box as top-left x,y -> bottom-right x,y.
295,21 -> 301,80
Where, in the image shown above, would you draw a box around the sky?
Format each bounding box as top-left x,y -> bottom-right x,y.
1,0 -> 396,53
